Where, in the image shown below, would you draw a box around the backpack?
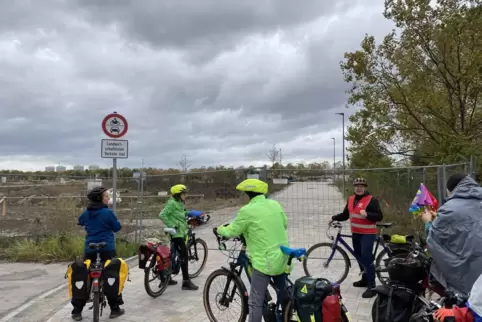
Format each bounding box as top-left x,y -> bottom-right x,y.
293,276 -> 335,322
372,285 -> 424,322
102,258 -> 129,299
65,259 -> 92,300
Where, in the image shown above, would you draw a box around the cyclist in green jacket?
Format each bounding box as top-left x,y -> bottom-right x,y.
215,178 -> 289,322
159,184 -> 198,291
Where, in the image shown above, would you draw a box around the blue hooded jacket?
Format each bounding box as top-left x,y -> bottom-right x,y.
78,202 -> 121,254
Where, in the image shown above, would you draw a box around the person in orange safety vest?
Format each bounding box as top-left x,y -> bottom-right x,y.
330,177 -> 383,298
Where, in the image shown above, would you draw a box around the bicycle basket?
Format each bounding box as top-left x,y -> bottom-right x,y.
387,257 -> 426,287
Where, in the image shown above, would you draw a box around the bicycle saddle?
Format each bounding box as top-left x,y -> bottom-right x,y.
376,222 -> 393,228
164,227 -> 177,235
88,242 -> 107,249
280,246 -> 307,259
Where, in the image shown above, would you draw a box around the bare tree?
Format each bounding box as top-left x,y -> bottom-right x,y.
266,144 -> 280,168
178,155 -> 191,173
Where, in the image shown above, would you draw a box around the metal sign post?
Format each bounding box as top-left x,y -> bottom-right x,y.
101,112 -> 129,212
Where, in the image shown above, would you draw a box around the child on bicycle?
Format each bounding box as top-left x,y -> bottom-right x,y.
72,186 -> 125,321
159,184 -> 198,291
215,178 -> 289,322
330,177 -> 383,298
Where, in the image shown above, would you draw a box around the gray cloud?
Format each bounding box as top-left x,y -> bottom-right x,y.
0,0 -> 393,171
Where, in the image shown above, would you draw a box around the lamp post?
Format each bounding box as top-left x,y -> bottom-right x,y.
335,112 -> 346,194
331,137 -> 335,182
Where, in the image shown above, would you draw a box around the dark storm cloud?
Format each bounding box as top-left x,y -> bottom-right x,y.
0,0 -> 393,170
67,0 -> 351,50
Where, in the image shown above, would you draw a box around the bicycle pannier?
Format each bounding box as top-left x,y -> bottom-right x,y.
294,276 -> 333,322
372,285 -> 423,322
138,244 -> 150,269
66,259 -> 92,300
155,245 -> 171,271
102,258 -> 129,299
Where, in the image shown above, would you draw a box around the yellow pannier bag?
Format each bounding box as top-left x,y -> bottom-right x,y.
65,259 -> 92,300
103,258 -> 129,297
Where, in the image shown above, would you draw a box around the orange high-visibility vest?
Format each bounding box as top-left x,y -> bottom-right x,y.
347,195 -> 377,234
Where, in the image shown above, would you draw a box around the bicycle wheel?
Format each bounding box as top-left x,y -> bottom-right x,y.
341,303 -> 353,322
144,256 -> 169,298
282,299 -> 297,322
93,291 -> 100,322
303,242 -> 350,284
375,248 -> 391,286
188,238 -> 208,278
203,268 -> 248,322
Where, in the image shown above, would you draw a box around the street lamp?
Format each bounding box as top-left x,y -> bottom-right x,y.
335,112 -> 346,193
330,137 -> 335,182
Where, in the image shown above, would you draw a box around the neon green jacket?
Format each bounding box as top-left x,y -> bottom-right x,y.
217,195 -> 289,275
159,198 -> 187,238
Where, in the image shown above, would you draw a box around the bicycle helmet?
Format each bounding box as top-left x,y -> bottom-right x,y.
170,184 -> 187,195
236,178 -> 268,194
87,186 -> 108,202
353,178 -> 367,186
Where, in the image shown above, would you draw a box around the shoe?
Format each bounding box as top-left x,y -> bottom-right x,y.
353,279 -> 368,287
168,279 -> 178,286
182,280 -> 199,291
362,288 -> 377,299
71,313 -> 82,321
109,308 -> 125,319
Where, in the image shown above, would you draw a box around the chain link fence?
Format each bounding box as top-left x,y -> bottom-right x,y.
0,160 -> 476,258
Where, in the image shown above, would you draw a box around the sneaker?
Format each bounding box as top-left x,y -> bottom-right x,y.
353,279 -> 368,287
182,280 -> 199,291
362,288 -> 377,298
71,313 -> 82,321
109,308 -> 125,319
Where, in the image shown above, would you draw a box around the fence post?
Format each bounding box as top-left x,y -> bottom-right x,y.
469,155 -> 477,179
422,168 -> 427,186
436,166 -> 443,206
260,166 -> 268,182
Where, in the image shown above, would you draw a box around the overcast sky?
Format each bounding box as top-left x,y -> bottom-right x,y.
0,0 -> 394,171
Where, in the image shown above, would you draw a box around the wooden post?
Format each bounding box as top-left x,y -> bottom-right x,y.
1,197 -> 6,217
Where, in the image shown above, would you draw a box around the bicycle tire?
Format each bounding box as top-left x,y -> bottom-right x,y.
144,263 -> 169,298
188,238 -> 208,278
93,291 -> 100,322
375,248 -> 391,286
303,242 -> 350,284
282,299 -> 353,322
203,268 -> 248,322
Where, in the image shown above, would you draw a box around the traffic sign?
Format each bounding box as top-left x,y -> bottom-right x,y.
102,112 -> 128,138
101,139 -> 128,159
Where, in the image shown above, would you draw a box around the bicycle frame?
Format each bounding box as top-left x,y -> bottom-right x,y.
220,238 -> 291,321
167,222 -> 200,274
327,225 -> 392,269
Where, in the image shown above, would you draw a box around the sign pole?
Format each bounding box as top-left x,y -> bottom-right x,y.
112,158 -> 117,212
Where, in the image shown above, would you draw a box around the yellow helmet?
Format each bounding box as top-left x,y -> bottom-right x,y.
236,178 -> 268,194
170,184 -> 188,195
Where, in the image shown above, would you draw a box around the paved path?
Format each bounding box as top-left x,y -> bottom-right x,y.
45,182 -> 373,322
0,262 -> 69,320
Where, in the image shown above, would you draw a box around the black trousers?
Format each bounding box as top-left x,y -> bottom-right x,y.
71,250 -> 123,314
171,237 -> 189,281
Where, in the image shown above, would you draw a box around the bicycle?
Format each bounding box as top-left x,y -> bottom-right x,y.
143,215 -> 209,297
86,242 -> 108,322
203,229 -> 352,322
303,221 -> 413,285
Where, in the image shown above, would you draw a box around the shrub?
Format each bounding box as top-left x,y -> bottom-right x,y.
2,233 -> 138,262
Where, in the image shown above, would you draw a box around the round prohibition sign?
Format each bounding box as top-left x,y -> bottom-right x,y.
102,113 -> 129,138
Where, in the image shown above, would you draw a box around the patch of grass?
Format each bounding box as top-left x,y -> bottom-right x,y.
2,233 -> 138,263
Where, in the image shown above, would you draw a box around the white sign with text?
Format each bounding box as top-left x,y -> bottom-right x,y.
101,139 -> 129,159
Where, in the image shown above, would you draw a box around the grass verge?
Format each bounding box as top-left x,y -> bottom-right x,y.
1,234 -> 138,263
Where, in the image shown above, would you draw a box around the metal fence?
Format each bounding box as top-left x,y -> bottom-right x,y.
0,160 -> 477,253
